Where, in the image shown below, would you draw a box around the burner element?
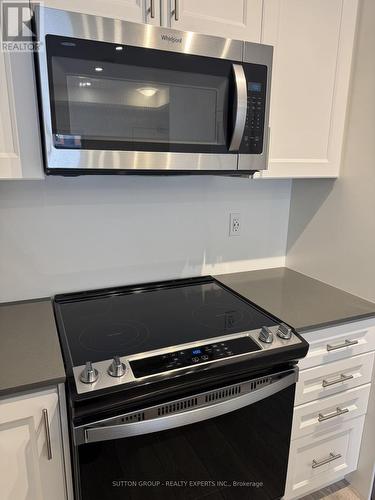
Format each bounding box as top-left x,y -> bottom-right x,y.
79,320 -> 150,354
192,305 -> 246,331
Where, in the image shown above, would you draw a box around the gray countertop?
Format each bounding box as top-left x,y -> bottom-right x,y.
215,267 -> 375,333
0,298 -> 65,397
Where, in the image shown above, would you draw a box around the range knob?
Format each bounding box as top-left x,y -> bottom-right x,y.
80,361 -> 99,384
259,326 -> 274,344
108,356 -> 126,378
277,323 -> 292,340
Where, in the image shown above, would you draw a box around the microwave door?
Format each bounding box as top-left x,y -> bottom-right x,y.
41,28 -> 241,173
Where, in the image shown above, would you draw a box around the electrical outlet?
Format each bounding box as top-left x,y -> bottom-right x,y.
229,213 -> 241,236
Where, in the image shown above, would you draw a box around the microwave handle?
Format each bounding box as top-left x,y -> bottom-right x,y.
229,64 -> 247,151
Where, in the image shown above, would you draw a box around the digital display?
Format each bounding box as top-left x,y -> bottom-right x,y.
248,82 -> 262,92
192,349 -> 202,355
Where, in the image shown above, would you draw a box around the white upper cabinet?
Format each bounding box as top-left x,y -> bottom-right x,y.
0,53 -> 18,178
0,388 -> 67,500
0,50 -> 43,179
1,0 -> 359,179
166,0 -> 263,42
257,0 -> 359,178
44,0 -> 160,24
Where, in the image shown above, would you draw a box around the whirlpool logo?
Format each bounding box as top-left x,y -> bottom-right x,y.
161,34 -> 182,43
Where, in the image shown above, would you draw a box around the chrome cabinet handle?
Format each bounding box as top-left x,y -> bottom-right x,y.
42,409 -> 53,460
148,0 -> 155,19
312,452 -> 342,469
327,339 -> 358,351
318,406 -> 349,422
322,373 -> 354,387
229,64 -> 247,152
172,0 -> 179,21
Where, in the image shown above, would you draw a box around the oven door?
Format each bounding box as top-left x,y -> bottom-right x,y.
35,8 -> 252,174
73,368 -> 297,500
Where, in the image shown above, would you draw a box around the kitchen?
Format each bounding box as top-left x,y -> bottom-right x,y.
0,0 -> 374,499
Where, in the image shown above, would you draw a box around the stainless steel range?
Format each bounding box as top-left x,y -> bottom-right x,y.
54,276 -> 308,500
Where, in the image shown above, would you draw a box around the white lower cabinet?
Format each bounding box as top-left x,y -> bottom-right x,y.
295,351 -> 375,405
0,387 -> 68,500
298,318 -> 375,371
285,319 -> 375,499
286,416 -> 365,499
291,384 -> 371,440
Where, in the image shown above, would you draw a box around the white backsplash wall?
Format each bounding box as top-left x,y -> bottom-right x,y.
0,175 -> 291,302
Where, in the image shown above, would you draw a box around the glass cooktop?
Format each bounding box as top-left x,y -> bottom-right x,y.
54,277 -> 278,366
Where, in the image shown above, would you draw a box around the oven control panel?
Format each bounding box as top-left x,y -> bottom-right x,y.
72,327 -> 305,394
130,336 -> 261,378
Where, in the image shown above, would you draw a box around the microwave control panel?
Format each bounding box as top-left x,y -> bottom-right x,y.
239,64 -> 268,155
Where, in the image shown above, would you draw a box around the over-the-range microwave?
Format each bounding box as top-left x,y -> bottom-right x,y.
34,7 -> 273,176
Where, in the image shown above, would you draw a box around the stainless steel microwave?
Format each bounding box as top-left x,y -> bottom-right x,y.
34,7 -> 273,176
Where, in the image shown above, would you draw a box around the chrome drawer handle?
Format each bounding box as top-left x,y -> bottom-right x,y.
312,452 -> 342,469
42,409 -> 53,460
322,373 -> 354,387
318,406 -> 349,422
327,339 -> 358,351
148,0 -> 155,18
172,0 -> 179,21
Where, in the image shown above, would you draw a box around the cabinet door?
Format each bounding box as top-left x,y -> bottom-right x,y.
0,0 -> 43,179
258,0 -> 358,178
0,50 -> 43,179
44,0 -> 160,25
168,0 -> 263,42
0,52 -> 19,178
285,416 -> 365,499
0,388 -> 67,500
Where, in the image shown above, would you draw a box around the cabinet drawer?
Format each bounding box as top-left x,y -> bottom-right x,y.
299,318 -> 375,370
285,415 -> 365,500
292,383 -> 371,439
295,352 -> 374,405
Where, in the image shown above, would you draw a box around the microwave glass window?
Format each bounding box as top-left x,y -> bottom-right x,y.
59,62 -> 226,145
46,36 -> 232,153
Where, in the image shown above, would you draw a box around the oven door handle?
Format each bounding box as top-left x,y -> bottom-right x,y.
229,64 -> 247,152
78,370 -> 297,445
